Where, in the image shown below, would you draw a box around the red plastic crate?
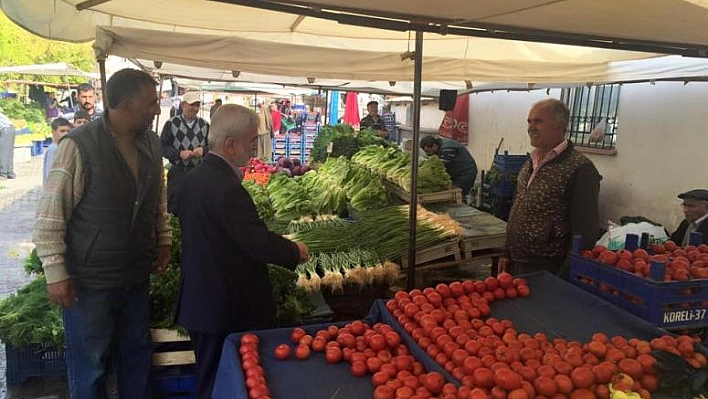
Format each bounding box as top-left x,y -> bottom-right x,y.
569,252 -> 708,330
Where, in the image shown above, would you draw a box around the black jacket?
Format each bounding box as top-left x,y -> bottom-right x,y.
670,219 -> 708,246
175,153 -> 301,334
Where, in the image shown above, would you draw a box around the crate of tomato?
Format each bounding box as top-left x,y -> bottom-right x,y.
569,233 -> 708,330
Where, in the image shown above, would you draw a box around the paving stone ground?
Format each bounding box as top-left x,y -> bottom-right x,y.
0,156 -> 68,399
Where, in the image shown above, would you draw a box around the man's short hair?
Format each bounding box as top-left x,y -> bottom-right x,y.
51,117 -> 72,131
533,99 -> 570,127
420,135 -> 442,149
367,101 -> 379,108
73,110 -> 90,121
208,104 -> 259,149
105,69 -> 156,109
77,83 -> 94,94
215,99 -> 222,104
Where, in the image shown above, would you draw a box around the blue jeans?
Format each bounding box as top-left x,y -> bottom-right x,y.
62,282 -> 152,399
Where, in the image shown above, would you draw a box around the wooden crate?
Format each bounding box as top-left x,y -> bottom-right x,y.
385,181 -> 463,205
460,234 -> 506,257
401,239 -> 462,267
151,328 -> 195,367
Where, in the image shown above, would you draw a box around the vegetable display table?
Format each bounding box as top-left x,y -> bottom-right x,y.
212,272 -> 678,399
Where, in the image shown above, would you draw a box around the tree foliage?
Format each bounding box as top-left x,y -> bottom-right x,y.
0,10 -> 96,84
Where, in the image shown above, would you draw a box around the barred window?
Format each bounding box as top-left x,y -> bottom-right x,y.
560,84 -> 620,150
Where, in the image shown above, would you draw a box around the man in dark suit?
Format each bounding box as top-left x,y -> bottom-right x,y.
176,104 -> 309,399
670,189 -> 708,246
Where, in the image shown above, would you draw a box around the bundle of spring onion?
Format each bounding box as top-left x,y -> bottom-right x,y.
343,165 -> 390,211
295,248 -> 401,293
350,205 -> 461,261
266,173 -> 314,221
352,145 -> 454,193
284,214 -> 349,235
288,205 -> 461,262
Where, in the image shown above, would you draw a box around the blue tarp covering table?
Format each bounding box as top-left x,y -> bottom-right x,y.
211,271 -> 683,398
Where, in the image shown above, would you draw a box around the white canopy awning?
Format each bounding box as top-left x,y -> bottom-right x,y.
2,0 -> 708,57
0,62 -> 93,78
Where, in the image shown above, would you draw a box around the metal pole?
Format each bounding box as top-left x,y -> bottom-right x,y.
324,89 -> 329,125
98,58 -> 107,111
406,31 -> 423,291
155,75 -> 165,132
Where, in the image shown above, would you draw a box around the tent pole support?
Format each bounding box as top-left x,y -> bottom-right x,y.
98,58 -> 107,112
155,75 -> 165,133
406,30 -> 423,291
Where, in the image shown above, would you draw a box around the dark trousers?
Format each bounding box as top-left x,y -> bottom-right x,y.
189,331 -> 228,399
167,166 -> 193,215
61,283 -> 152,399
0,125 -> 16,178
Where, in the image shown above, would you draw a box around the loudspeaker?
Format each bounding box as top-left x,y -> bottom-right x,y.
439,90 -> 457,111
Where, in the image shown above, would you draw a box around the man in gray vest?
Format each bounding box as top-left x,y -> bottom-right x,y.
33,69 -> 171,399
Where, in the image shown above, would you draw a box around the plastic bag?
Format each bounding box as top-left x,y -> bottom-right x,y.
589,118 -> 606,143
596,221 -> 669,250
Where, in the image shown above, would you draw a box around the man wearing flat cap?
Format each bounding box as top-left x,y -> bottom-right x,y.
161,91 -> 209,215
670,189 -> 708,246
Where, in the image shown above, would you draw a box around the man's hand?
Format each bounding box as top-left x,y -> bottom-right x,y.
295,241 -> 309,263
179,150 -> 193,160
154,245 -> 171,274
47,279 -> 77,308
191,147 -> 204,157
498,256 -> 510,273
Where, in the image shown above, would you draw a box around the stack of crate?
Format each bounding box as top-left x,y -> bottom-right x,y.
272,134 -> 288,161
287,133 -> 303,163
480,151 -> 528,221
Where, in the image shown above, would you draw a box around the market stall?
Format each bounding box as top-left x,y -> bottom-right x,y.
212,271 -> 704,399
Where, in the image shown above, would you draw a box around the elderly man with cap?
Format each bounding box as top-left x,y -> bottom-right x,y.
670,189 -> 708,246
160,91 -> 210,215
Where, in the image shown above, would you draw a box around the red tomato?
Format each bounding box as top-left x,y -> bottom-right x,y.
311,336 -> 327,352
325,347 -> 343,364
244,365 -> 264,379
295,344 -> 311,360
422,372 -> 445,395
290,327 -> 306,344
241,333 -> 259,346
366,356 -> 384,373
350,320 -> 367,336
370,334 -> 387,351
372,371 -> 392,386
298,334 -> 313,347
248,384 -> 270,399
241,359 -> 259,371
245,376 -> 266,389
239,343 -> 258,356
392,355 -> 414,371
351,360 -> 368,377
373,385 -> 395,399
337,333 -> 357,349
273,344 -> 291,360
384,331 -> 401,349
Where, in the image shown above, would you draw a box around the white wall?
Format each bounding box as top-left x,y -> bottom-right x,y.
467,82 -> 708,233
391,101 -> 445,129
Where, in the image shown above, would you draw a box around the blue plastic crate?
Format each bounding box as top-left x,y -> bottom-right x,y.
493,152 -> 528,173
569,252 -> 708,330
31,140 -> 44,156
5,342 -> 66,386
152,365 -> 196,399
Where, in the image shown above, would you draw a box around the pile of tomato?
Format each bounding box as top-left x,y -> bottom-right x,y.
581,241 -> 708,281
239,333 -> 272,399
238,272 -> 707,399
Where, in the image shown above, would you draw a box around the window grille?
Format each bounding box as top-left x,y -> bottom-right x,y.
560,84 -> 620,149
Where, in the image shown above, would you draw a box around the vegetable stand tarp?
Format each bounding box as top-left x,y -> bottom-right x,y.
211,271 -> 684,399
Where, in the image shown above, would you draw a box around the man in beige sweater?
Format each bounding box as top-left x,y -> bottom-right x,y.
33,68 -> 171,399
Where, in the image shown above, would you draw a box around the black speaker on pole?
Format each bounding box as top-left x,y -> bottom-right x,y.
439,89 -> 457,111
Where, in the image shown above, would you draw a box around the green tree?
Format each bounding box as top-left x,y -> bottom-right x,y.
0,10 -> 96,84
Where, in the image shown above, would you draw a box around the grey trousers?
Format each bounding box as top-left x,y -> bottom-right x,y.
0,125 -> 15,178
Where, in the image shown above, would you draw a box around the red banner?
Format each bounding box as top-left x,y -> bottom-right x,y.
438,95 -> 469,144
